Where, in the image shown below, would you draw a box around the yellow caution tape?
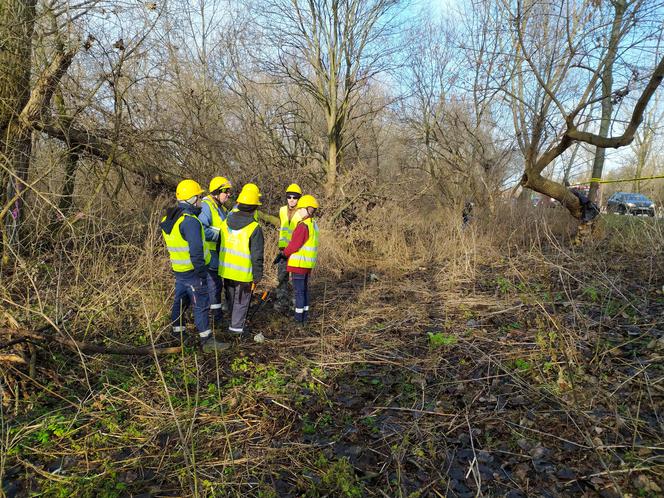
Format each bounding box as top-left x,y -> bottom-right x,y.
573,174 -> 664,185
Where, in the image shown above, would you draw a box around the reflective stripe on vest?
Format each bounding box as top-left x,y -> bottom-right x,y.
161,213 -> 211,272
218,219 -> 258,282
288,218 -> 319,269
278,205 -> 302,248
202,197 -> 227,253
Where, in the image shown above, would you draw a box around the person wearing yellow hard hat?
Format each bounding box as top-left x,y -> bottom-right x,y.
218,183 -> 264,335
160,179 -> 229,352
273,183 -> 303,312
230,182 -> 261,222
199,176 -> 232,327
280,194 -> 319,325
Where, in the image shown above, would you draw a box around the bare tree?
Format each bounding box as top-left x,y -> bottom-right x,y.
587,0 -> 629,204
491,0 -> 664,229
401,11 -> 516,210
256,0 -> 404,196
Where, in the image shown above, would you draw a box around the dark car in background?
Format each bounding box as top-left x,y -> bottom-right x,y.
606,192 -> 656,216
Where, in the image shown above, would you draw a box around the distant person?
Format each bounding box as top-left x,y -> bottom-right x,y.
160,179 -> 229,352
279,195 -> 319,325
274,184 -> 303,312
218,184 -> 264,335
462,201 -> 475,228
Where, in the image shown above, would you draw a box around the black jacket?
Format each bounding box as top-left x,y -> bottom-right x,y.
226,208 -> 264,283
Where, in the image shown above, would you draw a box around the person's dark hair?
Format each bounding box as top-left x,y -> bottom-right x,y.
237,203 -> 257,211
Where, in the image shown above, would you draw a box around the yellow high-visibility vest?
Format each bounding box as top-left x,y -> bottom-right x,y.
161,213 -> 211,272
287,218 -> 319,269
218,219 -> 258,282
201,196 -> 227,253
278,206 -> 302,249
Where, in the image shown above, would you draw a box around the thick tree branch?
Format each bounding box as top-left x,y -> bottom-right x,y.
18,47 -> 77,127
35,122 -> 178,191
567,55 -> 664,148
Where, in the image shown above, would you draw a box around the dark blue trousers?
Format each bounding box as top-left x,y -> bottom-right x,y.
291,273 -> 309,323
171,273 -> 210,336
207,268 -> 223,323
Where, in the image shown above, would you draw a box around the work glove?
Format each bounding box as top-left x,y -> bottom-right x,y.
272,252 -> 287,265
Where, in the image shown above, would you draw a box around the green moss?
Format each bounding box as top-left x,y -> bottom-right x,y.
428,332 -> 457,348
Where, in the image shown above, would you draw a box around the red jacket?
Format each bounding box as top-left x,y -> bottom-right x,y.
284,222 -> 310,274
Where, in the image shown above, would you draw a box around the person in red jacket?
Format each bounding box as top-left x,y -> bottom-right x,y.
280,195 -> 319,324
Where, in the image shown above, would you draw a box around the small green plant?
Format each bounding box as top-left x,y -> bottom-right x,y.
603,298 -> 621,317
495,276 -> 513,294
318,413 -> 333,427
256,485 -> 278,498
428,332 -> 457,348
360,416 -> 380,435
302,415 -> 316,435
252,364 -> 287,394
513,358 -> 531,372
301,412 -> 333,435
307,454 -> 364,498
230,355 -> 252,373
32,415 -> 72,446
499,321 -> 522,334
582,285 -> 600,302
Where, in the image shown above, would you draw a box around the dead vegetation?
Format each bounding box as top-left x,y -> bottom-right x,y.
1,202 -> 662,497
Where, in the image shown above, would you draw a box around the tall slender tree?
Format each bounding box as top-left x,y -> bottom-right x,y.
257,0 -> 404,196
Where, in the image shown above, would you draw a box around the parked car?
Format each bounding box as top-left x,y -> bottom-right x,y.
606,192 -> 656,216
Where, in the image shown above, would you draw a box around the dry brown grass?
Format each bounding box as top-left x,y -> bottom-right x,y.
1,199 -> 663,497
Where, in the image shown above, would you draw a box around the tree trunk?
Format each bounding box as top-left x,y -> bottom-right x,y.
3,124 -> 32,253
522,171 -> 582,219
588,0 -> 626,204
58,148 -> 80,213
326,138 -> 338,197
0,0 -> 37,262
325,110 -> 339,197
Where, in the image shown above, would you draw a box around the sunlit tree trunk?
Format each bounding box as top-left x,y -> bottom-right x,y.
0,0 -> 37,262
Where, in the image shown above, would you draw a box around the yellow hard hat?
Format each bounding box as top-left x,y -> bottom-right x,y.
176,179 -> 204,201
236,183 -> 262,206
286,183 -> 302,195
242,183 -> 261,197
209,176 -> 231,193
297,194 -> 319,209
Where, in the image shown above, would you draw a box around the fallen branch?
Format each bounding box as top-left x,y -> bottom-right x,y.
330,188 -> 368,222
0,327 -> 182,356
372,406 -> 456,417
